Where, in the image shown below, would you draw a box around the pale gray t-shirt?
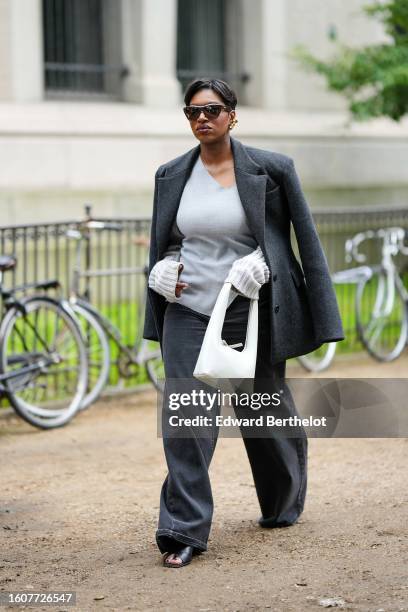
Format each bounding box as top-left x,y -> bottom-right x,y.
170,155 -> 258,316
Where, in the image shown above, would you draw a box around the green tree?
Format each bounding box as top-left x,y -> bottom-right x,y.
290,0 -> 408,122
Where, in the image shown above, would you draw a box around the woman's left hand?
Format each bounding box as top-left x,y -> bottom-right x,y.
225,246 -> 270,299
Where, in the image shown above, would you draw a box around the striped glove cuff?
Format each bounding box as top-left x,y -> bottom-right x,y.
148,257 -> 183,303
225,246 -> 270,300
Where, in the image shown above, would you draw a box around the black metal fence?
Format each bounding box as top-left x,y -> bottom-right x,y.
0,213 -> 152,392
0,216 -> 151,305
0,205 -> 407,379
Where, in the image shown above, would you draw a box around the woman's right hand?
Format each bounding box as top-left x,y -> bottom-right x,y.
175,263 -> 189,297
148,259 -> 189,302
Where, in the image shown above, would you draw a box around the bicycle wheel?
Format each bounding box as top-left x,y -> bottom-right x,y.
356,270 -> 408,361
297,342 -> 337,372
143,342 -> 165,393
0,296 -> 88,428
70,302 -> 110,410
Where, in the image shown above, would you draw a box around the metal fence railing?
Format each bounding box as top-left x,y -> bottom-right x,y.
0,215 -> 151,307
0,211 -> 152,394
0,204 -> 407,376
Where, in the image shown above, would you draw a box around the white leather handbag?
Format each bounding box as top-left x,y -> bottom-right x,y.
193,282 -> 258,391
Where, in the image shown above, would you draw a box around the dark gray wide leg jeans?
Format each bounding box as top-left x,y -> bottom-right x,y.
156,287 -> 308,554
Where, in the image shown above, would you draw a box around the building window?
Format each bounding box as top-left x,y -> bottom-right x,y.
177,0 -> 247,100
42,0 -> 125,99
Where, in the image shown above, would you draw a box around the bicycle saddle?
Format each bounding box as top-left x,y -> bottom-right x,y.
0,255 -> 17,272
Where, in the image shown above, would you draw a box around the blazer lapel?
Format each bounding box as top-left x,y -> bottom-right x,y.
230,137 -> 268,252
156,145 -> 200,257
156,136 -> 268,258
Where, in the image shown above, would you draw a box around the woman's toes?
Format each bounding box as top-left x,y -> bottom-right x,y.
166,553 -> 182,565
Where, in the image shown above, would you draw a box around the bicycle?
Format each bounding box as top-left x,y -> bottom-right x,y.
352,227 -> 408,361
65,219 -> 164,410
298,226 -> 408,371
0,255 -> 88,428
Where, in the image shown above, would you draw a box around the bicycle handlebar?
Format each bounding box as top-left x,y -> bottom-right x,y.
345,227 -> 408,263
82,221 -> 123,231
345,230 -> 376,263
66,220 -> 123,240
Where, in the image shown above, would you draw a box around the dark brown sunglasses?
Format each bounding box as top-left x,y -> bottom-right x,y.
183,104 -> 232,121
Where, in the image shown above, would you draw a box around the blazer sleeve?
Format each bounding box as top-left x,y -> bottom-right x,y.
281,158 -> 345,344
143,169 -> 184,340
146,181 -> 182,272
146,169 -> 160,275
147,221 -> 183,303
143,169 -> 162,340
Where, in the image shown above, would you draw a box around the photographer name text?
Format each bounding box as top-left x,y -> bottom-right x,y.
168,415 -> 327,428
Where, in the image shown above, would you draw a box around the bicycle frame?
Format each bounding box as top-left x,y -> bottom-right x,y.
67,225 -> 157,365
350,227 -> 408,359
332,265 -> 373,285
343,227 -> 408,313
0,357 -> 52,394
69,295 -> 136,358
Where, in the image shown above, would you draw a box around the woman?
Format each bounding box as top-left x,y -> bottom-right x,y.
144,78 -> 344,568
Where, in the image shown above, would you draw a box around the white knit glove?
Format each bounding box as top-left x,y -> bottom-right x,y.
225,246 -> 270,299
148,247 -> 183,303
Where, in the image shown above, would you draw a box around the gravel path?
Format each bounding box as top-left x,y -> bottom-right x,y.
1,355 -> 407,611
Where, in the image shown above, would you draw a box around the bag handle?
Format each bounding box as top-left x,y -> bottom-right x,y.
206,282 -> 258,354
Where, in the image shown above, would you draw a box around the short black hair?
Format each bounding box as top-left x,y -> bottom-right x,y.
183,78 -> 237,109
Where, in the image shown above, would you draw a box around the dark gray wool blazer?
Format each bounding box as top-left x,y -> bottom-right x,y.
143,136 -> 345,364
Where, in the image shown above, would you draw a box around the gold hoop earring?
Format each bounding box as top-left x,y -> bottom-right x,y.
228,118 -> 238,130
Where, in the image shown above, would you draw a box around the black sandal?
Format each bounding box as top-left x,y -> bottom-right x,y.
163,545 -> 194,568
